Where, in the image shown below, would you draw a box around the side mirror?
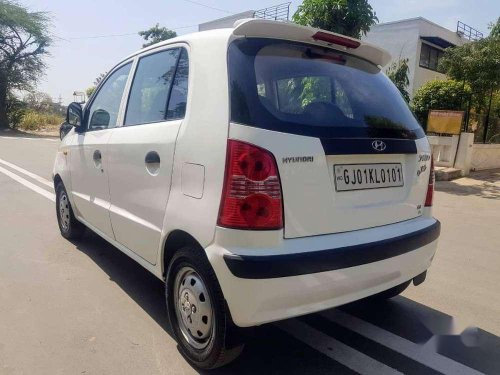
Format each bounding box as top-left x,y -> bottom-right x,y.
66,102 -> 83,128
59,122 -> 73,140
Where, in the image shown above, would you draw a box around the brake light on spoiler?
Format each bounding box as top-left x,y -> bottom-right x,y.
312,31 -> 361,49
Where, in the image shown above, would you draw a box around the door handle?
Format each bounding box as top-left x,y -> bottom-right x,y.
145,151 -> 160,164
93,150 -> 103,170
145,151 -> 160,176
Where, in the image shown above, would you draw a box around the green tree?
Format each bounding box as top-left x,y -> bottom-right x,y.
0,0 -> 51,129
23,90 -> 52,112
85,86 -> 95,98
488,17 -> 500,38
138,23 -> 177,48
412,79 -> 471,128
386,58 -> 410,103
292,0 -> 378,39
439,25 -> 500,111
5,91 -> 26,128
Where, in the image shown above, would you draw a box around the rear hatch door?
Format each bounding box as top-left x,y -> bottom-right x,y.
228,38 -> 432,238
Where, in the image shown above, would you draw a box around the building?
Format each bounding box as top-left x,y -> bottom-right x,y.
361,17 -> 472,98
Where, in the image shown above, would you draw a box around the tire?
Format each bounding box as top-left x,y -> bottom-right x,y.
55,182 -> 85,240
166,247 -> 244,369
369,280 -> 411,301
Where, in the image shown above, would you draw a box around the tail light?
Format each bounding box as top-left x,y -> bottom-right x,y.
218,140 -> 283,230
425,157 -> 434,207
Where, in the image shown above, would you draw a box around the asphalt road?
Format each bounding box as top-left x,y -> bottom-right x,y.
0,133 -> 499,375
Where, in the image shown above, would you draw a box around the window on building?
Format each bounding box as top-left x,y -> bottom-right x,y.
419,43 -> 444,72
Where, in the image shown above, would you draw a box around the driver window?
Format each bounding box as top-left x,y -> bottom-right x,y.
87,63 -> 131,131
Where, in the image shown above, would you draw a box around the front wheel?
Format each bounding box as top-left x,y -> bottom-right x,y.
55,182 -> 85,240
166,247 -> 244,369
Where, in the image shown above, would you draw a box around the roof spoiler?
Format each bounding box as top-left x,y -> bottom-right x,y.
232,19 -> 391,67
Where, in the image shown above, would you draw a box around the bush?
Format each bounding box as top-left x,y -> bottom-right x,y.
412,79 -> 471,129
6,95 -> 27,129
19,110 -> 64,131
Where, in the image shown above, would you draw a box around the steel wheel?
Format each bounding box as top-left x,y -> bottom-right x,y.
174,266 -> 214,350
55,182 -> 85,240
58,191 -> 70,232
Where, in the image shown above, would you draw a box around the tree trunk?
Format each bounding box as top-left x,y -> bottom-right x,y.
482,86 -> 494,144
0,78 -> 8,129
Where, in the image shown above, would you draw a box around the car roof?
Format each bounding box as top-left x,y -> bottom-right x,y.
122,19 -> 391,67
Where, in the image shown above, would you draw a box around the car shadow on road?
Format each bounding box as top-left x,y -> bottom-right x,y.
72,231 -> 500,374
436,169 -> 500,199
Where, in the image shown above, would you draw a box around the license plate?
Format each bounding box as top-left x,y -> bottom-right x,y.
334,163 -> 404,192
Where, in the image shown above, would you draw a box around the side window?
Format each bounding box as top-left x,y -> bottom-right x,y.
87,63 -> 131,131
166,48 -> 189,120
125,49 -> 180,126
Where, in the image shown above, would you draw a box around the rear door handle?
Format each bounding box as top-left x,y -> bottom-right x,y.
93,150 -> 103,170
145,151 -> 161,176
93,150 -> 102,161
145,151 -> 160,164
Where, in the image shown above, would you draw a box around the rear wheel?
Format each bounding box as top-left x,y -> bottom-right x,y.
166,247 -> 244,369
55,182 -> 85,240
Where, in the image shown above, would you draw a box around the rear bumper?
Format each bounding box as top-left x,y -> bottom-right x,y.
206,218 -> 440,327
223,221 -> 439,279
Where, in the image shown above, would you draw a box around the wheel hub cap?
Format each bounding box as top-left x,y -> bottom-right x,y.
174,267 -> 214,349
59,193 -> 70,231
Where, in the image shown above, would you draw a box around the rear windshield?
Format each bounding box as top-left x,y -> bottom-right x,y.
228,38 -> 425,139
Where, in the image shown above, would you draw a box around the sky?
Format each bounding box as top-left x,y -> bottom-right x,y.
23,0 -> 500,104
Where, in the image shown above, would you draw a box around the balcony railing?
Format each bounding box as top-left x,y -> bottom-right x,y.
253,2 -> 291,22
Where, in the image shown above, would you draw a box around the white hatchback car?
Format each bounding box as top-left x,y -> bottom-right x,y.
54,19 -> 440,369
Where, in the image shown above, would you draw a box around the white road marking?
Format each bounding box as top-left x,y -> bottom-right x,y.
322,309 -> 483,375
0,158 -> 53,188
277,319 -> 403,375
0,136 -> 58,142
0,165 -> 55,202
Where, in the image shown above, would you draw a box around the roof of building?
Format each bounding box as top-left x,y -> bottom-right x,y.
372,17 -> 453,32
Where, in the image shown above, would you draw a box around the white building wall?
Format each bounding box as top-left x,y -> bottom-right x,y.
471,144 -> 500,171
362,17 -> 466,99
362,19 -> 421,95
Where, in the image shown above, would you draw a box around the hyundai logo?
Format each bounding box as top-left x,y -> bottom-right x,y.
372,140 -> 387,152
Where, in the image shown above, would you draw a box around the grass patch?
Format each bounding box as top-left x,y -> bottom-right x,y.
19,110 -> 64,131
